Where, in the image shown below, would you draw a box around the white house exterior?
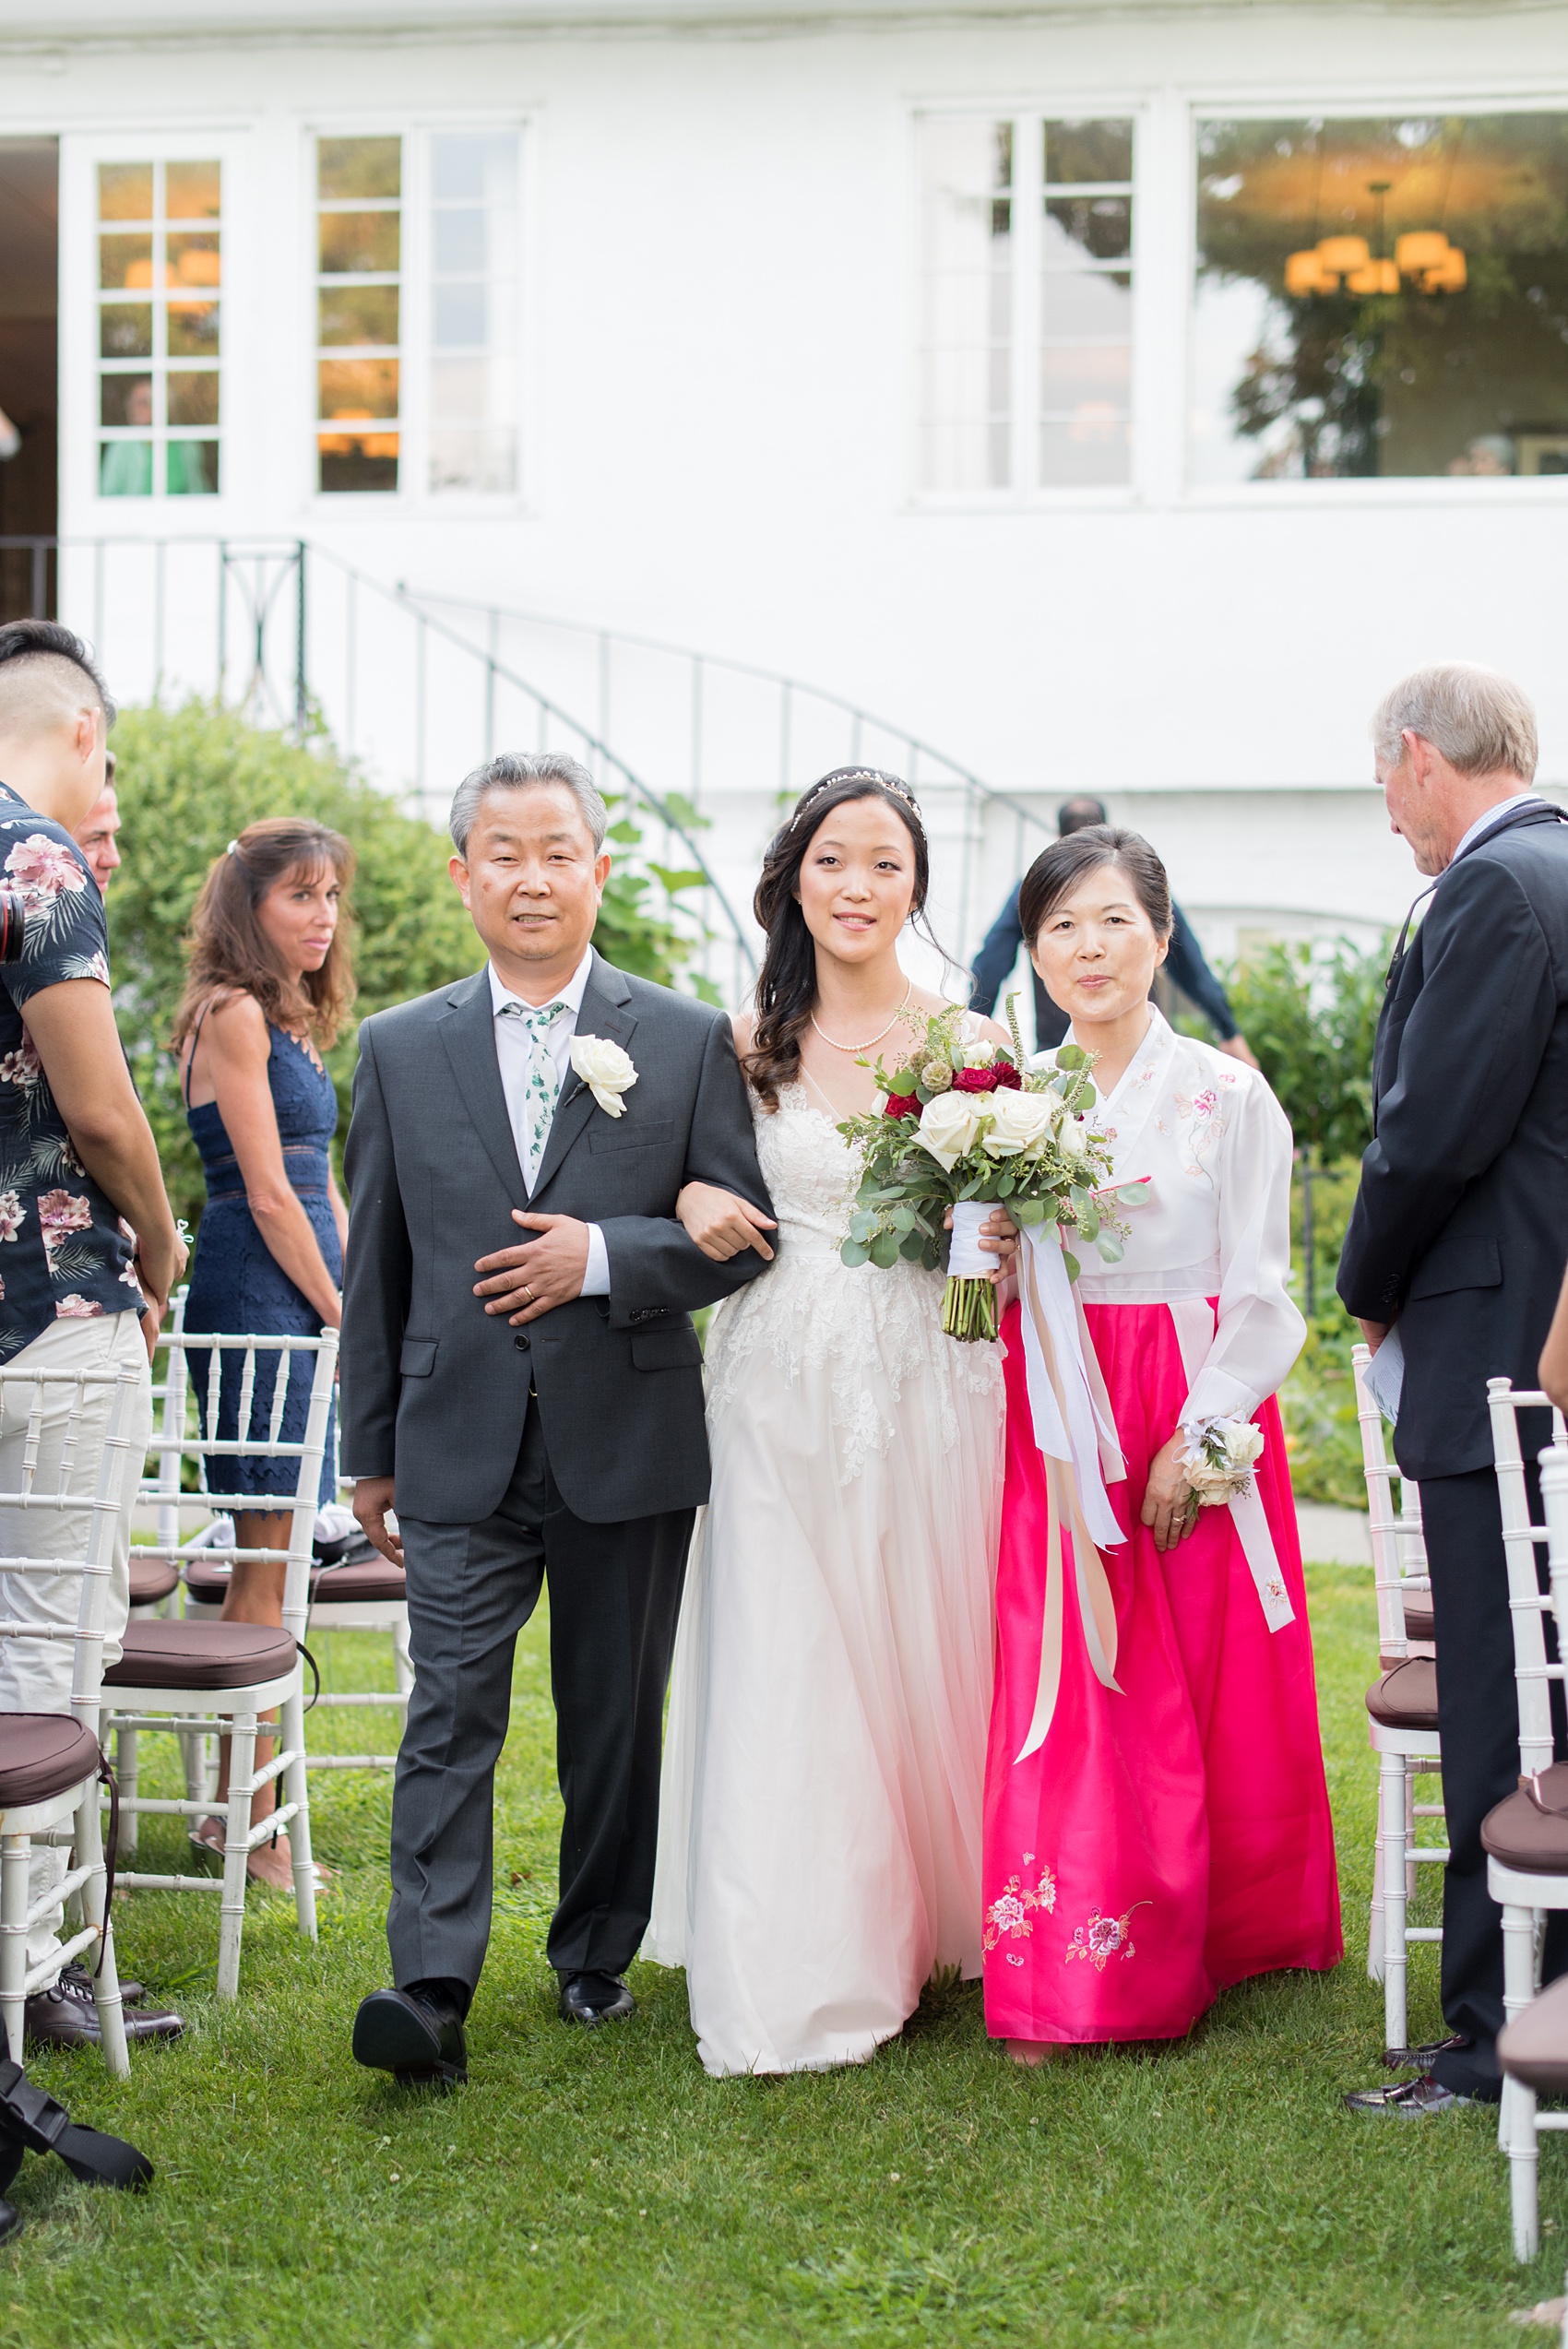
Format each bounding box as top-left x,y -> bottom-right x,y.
0,0 -> 1565,1009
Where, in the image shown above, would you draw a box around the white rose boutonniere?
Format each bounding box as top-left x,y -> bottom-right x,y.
570,1034 -> 638,1119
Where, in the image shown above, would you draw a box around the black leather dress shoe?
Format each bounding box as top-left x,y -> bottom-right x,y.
24,1975 -> 183,2051
352,1987 -> 468,2087
558,1970 -> 636,2027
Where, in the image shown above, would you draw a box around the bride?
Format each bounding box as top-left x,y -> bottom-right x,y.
647,767 -> 1008,2076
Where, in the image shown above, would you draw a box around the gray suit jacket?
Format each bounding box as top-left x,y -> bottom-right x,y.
339,951 -> 774,1524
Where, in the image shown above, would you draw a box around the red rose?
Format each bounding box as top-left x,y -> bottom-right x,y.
992,1061 -> 1022,1090
952,1064 -> 1001,1093
885,1092 -> 921,1120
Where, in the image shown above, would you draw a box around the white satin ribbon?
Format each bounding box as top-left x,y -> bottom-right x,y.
1014,1228 -> 1128,1761
1167,1297 -> 1294,1633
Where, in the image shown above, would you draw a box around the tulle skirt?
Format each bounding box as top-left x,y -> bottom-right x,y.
648,1249 -> 1004,2076
981,1298 -> 1342,2044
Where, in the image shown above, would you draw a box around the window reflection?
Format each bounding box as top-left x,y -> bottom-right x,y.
316,136 -> 402,492
96,160 -> 220,497
427,131 -> 518,493
917,118 -> 1014,492
1039,119 -> 1134,486
1193,114 -> 1568,481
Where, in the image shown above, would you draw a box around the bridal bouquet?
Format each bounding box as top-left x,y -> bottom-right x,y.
837,998 -> 1130,1342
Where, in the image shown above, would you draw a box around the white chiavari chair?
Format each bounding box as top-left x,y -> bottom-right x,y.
1353,1343 -> 1444,2056
1479,1381 -> 1568,2260
0,1356 -> 144,2072
101,1327 -> 337,1998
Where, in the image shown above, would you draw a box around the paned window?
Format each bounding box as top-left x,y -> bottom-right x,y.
428,132 -> 518,493
916,113 -> 1134,493
917,119 -> 1013,492
316,136 -> 402,493
1039,120 -> 1134,486
97,159 -> 221,498
1193,114 -> 1568,481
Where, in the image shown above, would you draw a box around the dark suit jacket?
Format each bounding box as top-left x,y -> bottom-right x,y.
1337,802 -> 1568,1479
339,951 -> 774,1525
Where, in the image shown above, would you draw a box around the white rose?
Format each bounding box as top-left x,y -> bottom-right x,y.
570,1034 -> 638,1118
1184,1456 -> 1236,1505
965,1039 -> 997,1068
986,1089 -> 1057,1157
1219,1419 -> 1265,1470
1055,1113 -> 1088,1160
915,1089 -> 988,1172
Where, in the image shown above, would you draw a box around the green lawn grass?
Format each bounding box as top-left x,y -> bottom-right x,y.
0,1570 -> 1555,2348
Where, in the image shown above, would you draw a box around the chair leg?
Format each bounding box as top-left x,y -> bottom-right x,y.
0,1833 -> 27,2064
1502,1899 -> 1541,2262
279,1683 -> 317,1942
217,1713 -> 255,2000
394,1623 -> 413,1703
116,1720 -> 138,1858
76,1786 -> 128,2080
1405,1771 -> 1419,1902
1368,1768 -> 1386,1984
1381,1749 -> 1409,2053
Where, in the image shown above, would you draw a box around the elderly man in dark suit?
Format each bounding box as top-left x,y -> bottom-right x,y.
1338,664 -> 1568,2115
340,752 -> 775,2086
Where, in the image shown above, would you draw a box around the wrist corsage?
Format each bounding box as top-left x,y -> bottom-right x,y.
1177,1415 -> 1265,1534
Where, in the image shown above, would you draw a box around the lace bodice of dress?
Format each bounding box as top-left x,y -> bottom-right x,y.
705,1079 -> 1003,1481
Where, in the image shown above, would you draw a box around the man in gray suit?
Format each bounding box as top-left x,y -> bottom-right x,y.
342,752 -> 775,2085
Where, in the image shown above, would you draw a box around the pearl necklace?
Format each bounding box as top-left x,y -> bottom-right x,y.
809,980 -> 913,1053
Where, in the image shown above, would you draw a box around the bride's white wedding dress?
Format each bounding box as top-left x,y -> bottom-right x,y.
647,1063 -> 1004,2077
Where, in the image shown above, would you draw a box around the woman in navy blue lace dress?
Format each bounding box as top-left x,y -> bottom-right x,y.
173,819 -> 354,1887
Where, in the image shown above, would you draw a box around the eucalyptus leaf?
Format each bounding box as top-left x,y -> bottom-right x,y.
1056,1045 -> 1088,1070
840,1240 -> 869,1268
1062,1249 -> 1081,1282
899,1231 -> 927,1261
870,1230 -> 901,1269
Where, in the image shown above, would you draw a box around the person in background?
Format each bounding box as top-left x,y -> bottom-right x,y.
969,797 -> 1258,1064
1338,663 -> 1568,2115
0,620 -> 185,2051
172,819 -> 353,1892
71,749 -> 122,896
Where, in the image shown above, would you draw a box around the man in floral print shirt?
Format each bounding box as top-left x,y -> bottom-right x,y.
0,622 -> 185,2052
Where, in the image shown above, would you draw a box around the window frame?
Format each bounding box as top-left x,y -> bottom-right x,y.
1182,85 -> 1568,507
303,115 -> 529,511
909,96 -> 1149,513
62,128 -> 251,523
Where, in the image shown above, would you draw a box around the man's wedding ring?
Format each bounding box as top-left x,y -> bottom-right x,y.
523,1284 -> 536,1303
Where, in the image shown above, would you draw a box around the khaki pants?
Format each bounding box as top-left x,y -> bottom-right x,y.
0,1311 -> 152,1976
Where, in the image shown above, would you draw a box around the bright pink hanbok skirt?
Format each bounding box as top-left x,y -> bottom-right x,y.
981,1299 -> 1342,2044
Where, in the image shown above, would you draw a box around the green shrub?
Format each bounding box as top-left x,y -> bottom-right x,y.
106,700 -> 702,1229
1223,935 -> 1385,1166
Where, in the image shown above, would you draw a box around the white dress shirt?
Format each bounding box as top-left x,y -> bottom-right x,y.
488,953 -> 611,1297
1451,789 -> 1547,863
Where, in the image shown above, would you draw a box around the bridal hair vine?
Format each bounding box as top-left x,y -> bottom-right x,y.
790,769 -> 923,829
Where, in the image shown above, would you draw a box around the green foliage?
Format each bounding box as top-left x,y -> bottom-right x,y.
1222,936 -> 1386,1165
1279,1162 -> 1367,1508
105,701 -> 707,1228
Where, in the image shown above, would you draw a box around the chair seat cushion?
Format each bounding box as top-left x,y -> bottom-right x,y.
184,1555 -> 405,1606
0,1714 -> 100,1808
1501,1972 -> 1568,2093
1365,1656 -> 1440,1731
103,1620 -> 298,1692
1403,1596 -> 1435,1643
1483,1767 -> 1568,1874
311,1559 -> 406,1604
128,1555 -> 179,1607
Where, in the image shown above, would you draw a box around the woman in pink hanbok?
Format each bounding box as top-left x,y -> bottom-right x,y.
983,828 -> 1341,2059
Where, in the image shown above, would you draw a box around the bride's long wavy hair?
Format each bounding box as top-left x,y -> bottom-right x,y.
744,768 -> 932,1111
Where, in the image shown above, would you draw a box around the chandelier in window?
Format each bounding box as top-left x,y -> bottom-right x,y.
1285,177 -> 1466,298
